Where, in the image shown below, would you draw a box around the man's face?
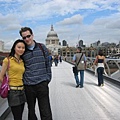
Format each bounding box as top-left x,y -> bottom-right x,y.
21,30 -> 34,46
77,49 -> 80,53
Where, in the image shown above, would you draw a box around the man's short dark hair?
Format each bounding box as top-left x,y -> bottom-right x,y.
19,27 -> 33,36
77,47 -> 82,51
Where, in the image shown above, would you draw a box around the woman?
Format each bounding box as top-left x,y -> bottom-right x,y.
93,50 -> 105,87
0,39 -> 27,120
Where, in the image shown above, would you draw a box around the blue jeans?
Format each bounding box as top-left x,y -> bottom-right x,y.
74,70 -> 84,87
97,67 -> 104,85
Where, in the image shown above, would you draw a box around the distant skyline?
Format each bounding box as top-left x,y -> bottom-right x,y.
0,0 -> 120,49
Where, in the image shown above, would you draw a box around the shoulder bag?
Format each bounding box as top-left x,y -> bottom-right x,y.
0,58 -> 10,98
72,53 -> 83,75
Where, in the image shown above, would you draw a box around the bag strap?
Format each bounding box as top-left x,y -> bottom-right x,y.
38,43 -> 47,69
38,43 -> 45,58
76,53 -> 83,67
5,57 -> 10,76
7,58 -> 10,70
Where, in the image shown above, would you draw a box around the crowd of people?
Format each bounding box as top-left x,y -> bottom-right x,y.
49,54 -> 62,67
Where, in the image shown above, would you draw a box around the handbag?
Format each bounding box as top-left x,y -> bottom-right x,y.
0,58 -> 10,98
72,53 -> 83,75
72,66 -> 78,75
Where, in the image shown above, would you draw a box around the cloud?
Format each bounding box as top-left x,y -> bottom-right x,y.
0,14 -> 20,25
0,0 -> 120,49
56,14 -> 83,25
3,39 -> 14,50
93,12 -> 120,29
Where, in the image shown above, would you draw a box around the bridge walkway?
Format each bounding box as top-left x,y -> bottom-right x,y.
4,61 -> 120,120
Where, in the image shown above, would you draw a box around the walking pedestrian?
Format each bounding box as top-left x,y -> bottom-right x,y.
54,55 -> 58,66
93,50 -> 105,87
73,47 -> 86,88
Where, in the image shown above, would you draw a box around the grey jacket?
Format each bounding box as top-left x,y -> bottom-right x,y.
75,53 -> 86,70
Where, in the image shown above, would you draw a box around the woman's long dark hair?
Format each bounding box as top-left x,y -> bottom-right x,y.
98,50 -> 103,56
9,39 -> 27,59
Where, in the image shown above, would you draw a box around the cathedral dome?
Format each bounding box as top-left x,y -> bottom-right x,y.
46,25 -> 59,45
47,31 -> 58,37
46,25 -> 59,40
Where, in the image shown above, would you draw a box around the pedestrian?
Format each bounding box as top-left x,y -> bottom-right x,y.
49,53 -> 53,67
59,54 -> 62,63
73,47 -> 86,88
19,27 -> 52,120
54,55 -> 58,66
93,50 -> 105,87
0,39 -> 27,120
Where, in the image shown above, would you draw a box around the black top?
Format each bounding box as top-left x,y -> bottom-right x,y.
98,59 -> 104,63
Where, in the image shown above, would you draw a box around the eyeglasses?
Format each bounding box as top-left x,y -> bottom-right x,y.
22,35 -> 31,40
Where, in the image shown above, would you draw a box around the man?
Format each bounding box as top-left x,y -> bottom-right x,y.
73,47 -> 86,88
19,27 -> 52,120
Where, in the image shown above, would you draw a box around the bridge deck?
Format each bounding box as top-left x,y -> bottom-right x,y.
5,61 -> 120,120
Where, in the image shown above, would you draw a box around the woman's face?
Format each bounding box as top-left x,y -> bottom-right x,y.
15,42 -> 25,56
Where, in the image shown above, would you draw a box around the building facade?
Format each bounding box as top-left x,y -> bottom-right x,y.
46,25 -> 62,55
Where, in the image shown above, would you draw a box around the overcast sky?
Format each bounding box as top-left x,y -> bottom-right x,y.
0,0 -> 120,49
